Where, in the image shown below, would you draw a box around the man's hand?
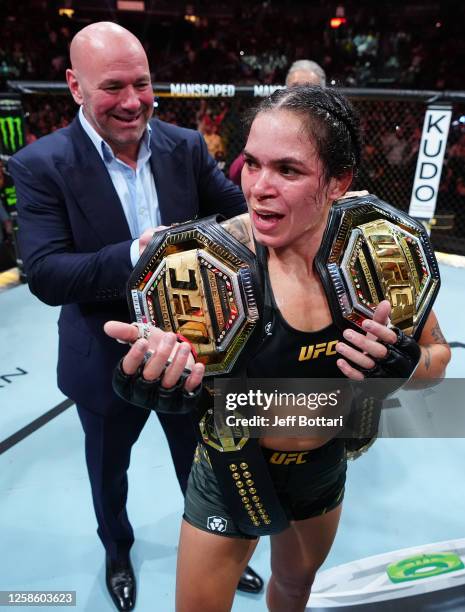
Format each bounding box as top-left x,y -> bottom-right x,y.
139,225 -> 168,257
104,320 -> 205,393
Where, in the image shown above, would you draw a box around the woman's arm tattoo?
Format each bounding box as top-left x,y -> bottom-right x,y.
431,323 -> 447,344
423,345 -> 432,370
220,213 -> 255,252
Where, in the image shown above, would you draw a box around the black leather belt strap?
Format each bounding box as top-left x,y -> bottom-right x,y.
195,391 -> 289,537
199,438 -> 289,537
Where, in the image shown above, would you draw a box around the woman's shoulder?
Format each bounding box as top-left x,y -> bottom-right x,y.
220,213 -> 256,254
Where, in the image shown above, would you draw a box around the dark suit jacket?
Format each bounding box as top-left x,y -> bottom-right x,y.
9,117 -> 246,415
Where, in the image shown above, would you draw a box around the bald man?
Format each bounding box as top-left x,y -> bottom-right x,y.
9,22 -> 262,611
285,59 -> 327,88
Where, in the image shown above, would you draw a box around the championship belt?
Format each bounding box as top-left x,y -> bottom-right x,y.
127,215 -> 261,376
315,194 -> 440,458
315,194 -> 440,340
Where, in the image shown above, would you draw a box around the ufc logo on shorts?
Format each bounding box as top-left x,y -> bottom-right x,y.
269,451 -> 309,465
298,340 -> 338,361
207,516 -> 228,532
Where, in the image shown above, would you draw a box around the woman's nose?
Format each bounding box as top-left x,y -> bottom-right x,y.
250,169 -> 275,198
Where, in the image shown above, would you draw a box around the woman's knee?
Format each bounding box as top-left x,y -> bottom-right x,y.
177,589 -> 231,612
270,567 -> 316,601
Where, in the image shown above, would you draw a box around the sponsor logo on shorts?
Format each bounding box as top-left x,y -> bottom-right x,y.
207,515 -> 228,532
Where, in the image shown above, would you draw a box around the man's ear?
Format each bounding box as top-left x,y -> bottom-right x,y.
66,69 -> 83,105
327,171 -> 354,202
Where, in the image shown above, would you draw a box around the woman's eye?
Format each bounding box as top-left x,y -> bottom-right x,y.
244,158 -> 258,169
280,166 -> 297,176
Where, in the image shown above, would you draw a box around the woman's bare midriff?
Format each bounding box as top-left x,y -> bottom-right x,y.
259,435 -> 335,451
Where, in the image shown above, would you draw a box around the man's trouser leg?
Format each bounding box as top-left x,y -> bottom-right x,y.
156,411 -> 198,495
76,404 -> 197,558
77,403 -> 150,560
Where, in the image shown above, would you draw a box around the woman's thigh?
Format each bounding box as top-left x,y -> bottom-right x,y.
176,519 -> 258,612
270,503 -> 343,584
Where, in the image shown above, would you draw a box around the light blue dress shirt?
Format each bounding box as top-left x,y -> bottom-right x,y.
78,106 -> 160,265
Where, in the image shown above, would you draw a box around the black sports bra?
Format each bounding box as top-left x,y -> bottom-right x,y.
246,243 -> 345,378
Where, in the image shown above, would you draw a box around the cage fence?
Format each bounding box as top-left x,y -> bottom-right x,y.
5,84 -> 465,257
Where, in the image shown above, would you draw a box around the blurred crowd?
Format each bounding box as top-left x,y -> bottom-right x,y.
1,0 -> 465,250
1,1 -> 465,89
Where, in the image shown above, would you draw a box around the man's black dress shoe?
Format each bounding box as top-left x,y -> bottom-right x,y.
237,565 -> 264,594
105,553 -> 136,611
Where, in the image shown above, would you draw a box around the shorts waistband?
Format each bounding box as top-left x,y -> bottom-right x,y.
260,438 -> 343,466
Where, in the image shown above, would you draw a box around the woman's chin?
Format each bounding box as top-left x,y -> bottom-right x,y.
252,231 -> 288,250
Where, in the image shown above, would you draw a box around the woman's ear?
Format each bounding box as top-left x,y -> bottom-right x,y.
327,171 -> 354,201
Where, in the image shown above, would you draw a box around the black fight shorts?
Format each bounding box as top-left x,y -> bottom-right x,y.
183,438 -> 347,539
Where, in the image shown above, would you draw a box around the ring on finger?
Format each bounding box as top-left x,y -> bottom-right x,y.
131,322 -> 152,341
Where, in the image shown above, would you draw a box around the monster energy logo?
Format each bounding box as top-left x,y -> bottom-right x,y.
0,116 -> 24,152
4,185 -> 17,208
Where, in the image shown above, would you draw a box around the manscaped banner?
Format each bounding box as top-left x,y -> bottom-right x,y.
166,83 -> 286,97
169,83 -> 236,97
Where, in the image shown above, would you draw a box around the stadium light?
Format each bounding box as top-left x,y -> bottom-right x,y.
330,17 -> 346,28
58,8 -> 74,18
331,4 -> 347,28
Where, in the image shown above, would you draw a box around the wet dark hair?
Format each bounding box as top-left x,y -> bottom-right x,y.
244,85 -> 362,182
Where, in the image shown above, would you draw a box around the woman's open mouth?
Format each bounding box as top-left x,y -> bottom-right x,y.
252,210 -> 285,231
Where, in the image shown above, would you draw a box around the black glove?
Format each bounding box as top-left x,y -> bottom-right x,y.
359,327 -> 421,385
112,359 -> 202,414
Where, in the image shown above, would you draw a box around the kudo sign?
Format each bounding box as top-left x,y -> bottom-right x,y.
409,103 -> 452,221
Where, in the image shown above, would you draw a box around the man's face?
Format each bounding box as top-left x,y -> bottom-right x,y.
69,44 -> 153,154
